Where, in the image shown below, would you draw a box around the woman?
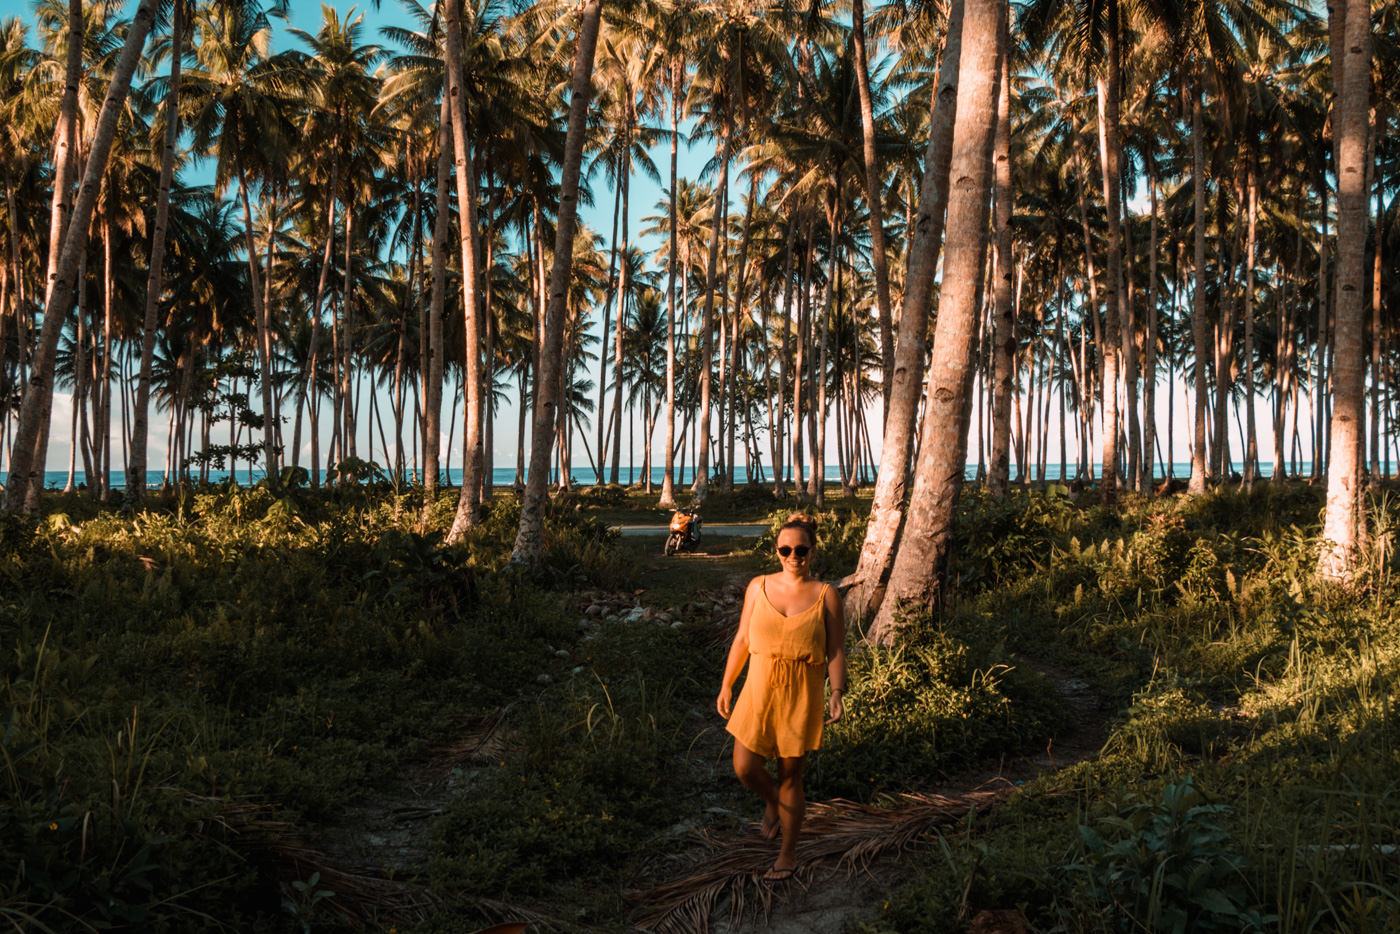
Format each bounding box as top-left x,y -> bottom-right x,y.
716,513 -> 847,881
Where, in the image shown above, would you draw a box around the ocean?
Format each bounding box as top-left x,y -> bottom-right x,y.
39,462 -> 1297,491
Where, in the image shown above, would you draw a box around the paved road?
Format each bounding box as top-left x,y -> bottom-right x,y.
616,523 -> 767,537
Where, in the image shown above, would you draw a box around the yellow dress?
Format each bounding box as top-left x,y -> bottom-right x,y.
726,578 -> 829,758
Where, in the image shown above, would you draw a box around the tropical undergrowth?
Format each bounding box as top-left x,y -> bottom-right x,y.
0,482 -> 631,931
860,481 -> 1400,934
0,476 -> 1070,932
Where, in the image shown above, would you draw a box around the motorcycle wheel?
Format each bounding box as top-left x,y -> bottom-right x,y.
664,535 -> 677,556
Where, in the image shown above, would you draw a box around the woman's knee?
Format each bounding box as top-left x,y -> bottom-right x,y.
732,745 -> 766,782
776,756 -> 805,786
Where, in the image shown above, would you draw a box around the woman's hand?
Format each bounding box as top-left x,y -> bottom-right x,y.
716,686 -> 733,720
826,690 -> 844,724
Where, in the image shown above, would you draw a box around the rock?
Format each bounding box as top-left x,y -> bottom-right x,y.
624,606 -> 647,622
535,673 -> 552,685
585,604 -> 605,618
554,649 -> 569,658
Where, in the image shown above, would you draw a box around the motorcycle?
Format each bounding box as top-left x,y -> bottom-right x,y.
664,508 -> 702,556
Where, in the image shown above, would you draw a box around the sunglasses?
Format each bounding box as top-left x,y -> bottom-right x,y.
777,545 -> 810,558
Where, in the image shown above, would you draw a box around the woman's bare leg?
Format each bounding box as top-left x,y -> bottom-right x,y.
732,740 -> 780,838
771,755 -> 806,874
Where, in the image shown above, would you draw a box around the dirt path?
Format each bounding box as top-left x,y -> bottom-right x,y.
301,534 -> 1107,934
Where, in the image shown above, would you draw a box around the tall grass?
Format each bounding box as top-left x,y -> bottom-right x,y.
862,481 -> 1400,933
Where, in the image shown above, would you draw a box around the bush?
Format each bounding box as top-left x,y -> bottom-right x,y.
1052,778 -> 1271,933
810,621 -> 1065,799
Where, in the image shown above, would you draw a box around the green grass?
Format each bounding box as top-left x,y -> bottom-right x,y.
858,481 -> 1400,934
8,479 -> 1397,932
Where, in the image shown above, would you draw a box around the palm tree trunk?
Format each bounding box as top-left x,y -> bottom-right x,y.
1313,174 -> 1329,480
659,61 -> 681,508
693,111 -> 730,503
770,219 -> 798,496
1188,78 -> 1209,495
813,198 -> 840,509
1317,0 -> 1371,581
1144,155 -> 1158,490
1212,183 -> 1240,479
45,0 -> 83,294
4,171 -> 26,401
99,217 -> 115,497
869,0 -> 1003,642
846,0 -> 964,625
1242,160 -> 1258,488
305,188 -> 337,487
512,0 -> 601,562
610,143 -> 632,486
1120,180 -> 1140,490
1094,20 -> 1123,505
988,24 -> 1013,499
421,93 -> 451,517
446,0 -> 487,541
6,0 -> 156,512
597,152 -> 622,484
1369,116 -> 1384,484
727,176 -> 759,491
851,0 -> 894,419
793,240 -> 809,493
128,0 -> 183,501
340,192 -> 357,467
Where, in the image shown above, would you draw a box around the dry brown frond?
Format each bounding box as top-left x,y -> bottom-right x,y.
421,709 -> 516,780
633,786 -> 1013,934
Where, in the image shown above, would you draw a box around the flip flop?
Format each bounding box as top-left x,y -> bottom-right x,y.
761,866 -> 796,883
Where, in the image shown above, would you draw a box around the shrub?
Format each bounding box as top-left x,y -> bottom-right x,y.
1052,778 -> 1271,933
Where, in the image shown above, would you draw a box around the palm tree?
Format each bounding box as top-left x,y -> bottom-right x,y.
870,0 -> 1003,643
847,0 -> 960,626
6,0 -> 157,512
511,0 -> 603,564
620,285 -> 666,489
1316,0 -> 1372,582
849,0 -> 895,417
129,0 -> 188,501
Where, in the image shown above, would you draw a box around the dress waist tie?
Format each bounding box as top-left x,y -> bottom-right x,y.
760,654 -> 821,689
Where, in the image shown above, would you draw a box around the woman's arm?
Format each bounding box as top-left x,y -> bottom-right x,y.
716,576 -> 762,719
824,584 -> 847,724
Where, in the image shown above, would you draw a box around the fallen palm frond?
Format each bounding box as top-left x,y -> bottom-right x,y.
421,708 -> 516,781
634,786 -> 1014,934
183,793 -> 432,927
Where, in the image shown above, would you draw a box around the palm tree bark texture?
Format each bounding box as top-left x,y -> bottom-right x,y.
845,0 -> 964,629
867,0 -> 1004,644
1316,0 -> 1371,582
987,15 -> 1013,499
446,0 -> 486,543
511,0 -> 602,565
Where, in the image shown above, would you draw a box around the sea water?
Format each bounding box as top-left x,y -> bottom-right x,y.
39,462 -> 1296,491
